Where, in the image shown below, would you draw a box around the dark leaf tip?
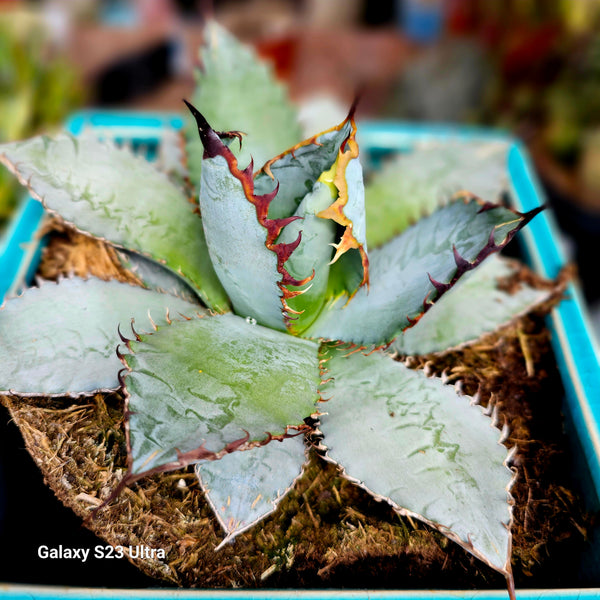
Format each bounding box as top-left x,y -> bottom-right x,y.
183,99 -> 226,159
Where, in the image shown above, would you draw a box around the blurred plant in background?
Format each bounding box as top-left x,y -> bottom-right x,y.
0,11 -> 83,227
460,0 -> 600,309
543,32 -> 600,164
475,1 -> 600,166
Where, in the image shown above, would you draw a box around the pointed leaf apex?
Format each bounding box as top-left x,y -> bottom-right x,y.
476,201 -> 499,214
347,95 -> 360,122
520,204 -> 545,224
184,100 -> 248,160
183,100 -> 224,159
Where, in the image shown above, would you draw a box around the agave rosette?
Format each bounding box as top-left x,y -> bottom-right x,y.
0,23 -> 550,596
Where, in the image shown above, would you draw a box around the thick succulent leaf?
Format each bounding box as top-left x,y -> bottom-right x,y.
253,118 -> 352,219
0,133 -> 230,312
365,141 -> 509,248
319,345 -> 514,577
323,150 -> 369,298
0,278 -> 202,395
116,249 -> 202,306
199,146 -> 287,330
391,254 -> 550,355
256,111 -> 369,299
305,198 -> 541,345
276,182 -> 336,334
326,249 -> 367,301
189,103 -> 317,331
185,21 -> 301,182
196,435 -> 307,546
121,313 -> 320,478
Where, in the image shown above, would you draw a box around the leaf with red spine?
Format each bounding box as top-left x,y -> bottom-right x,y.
364,140 -> 510,248
305,196 -> 543,345
188,102 -> 368,330
391,254 -> 552,356
188,102 -> 312,330
255,105 -> 370,301
253,113 -> 354,220
276,180 -> 338,334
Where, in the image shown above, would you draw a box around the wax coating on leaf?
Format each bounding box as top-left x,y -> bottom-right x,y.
277,181 -> 337,334
117,249 -> 202,305
319,345 -> 514,575
306,198 -> 538,344
0,278 -> 202,395
365,141 -> 509,247
199,152 -> 286,329
122,313 -> 320,476
197,435 -> 307,544
254,119 -> 353,220
391,254 -> 550,355
0,133 -> 229,311
185,21 -> 302,182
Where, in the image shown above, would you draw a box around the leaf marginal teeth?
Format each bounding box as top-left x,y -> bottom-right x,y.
452,245 -> 471,271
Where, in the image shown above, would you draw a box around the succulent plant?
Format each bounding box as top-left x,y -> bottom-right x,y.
0,23 -> 550,599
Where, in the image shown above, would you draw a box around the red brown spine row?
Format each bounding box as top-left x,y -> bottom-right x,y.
184,100 -> 313,323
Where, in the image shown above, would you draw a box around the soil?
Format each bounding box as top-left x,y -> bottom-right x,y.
0,223 -> 594,590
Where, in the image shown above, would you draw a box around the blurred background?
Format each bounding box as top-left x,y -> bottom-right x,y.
1,0 -> 600,330
0,0 -> 599,586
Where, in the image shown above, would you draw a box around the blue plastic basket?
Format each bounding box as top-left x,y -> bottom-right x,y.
1,112 -> 599,599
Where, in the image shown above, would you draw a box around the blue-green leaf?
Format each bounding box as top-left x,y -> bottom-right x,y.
0,133 -> 230,312
391,254 -> 550,355
276,181 -> 337,334
319,345 -> 514,578
0,278 -> 202,395
255,111 -> 369,300
365,141 -> 509,248
196,435 -> 307,546
121,313 -> 320,477
185,21 -> 301,183
253,118 -> 352,219
305,198 -> 542,345
116,249 -> 201,306
198,141 -> 289,330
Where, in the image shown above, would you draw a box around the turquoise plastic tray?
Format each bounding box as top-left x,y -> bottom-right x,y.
1,112 -> 599,599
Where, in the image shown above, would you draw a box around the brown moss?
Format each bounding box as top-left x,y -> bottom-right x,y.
36,218 -> 142,285
1,225 -> 592,590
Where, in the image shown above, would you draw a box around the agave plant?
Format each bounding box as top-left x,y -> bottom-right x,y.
0,23 -> 550,598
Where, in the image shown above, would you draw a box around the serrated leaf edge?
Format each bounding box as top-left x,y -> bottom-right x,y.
0,138 -> 230,313
395,256 -> 555,358
185,101 -> 314,325
116,315 -> 313,487
315,345 -> 518,596
0,275 -> 184,399
259,102 -> 370,298
402,199 -> 544,335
